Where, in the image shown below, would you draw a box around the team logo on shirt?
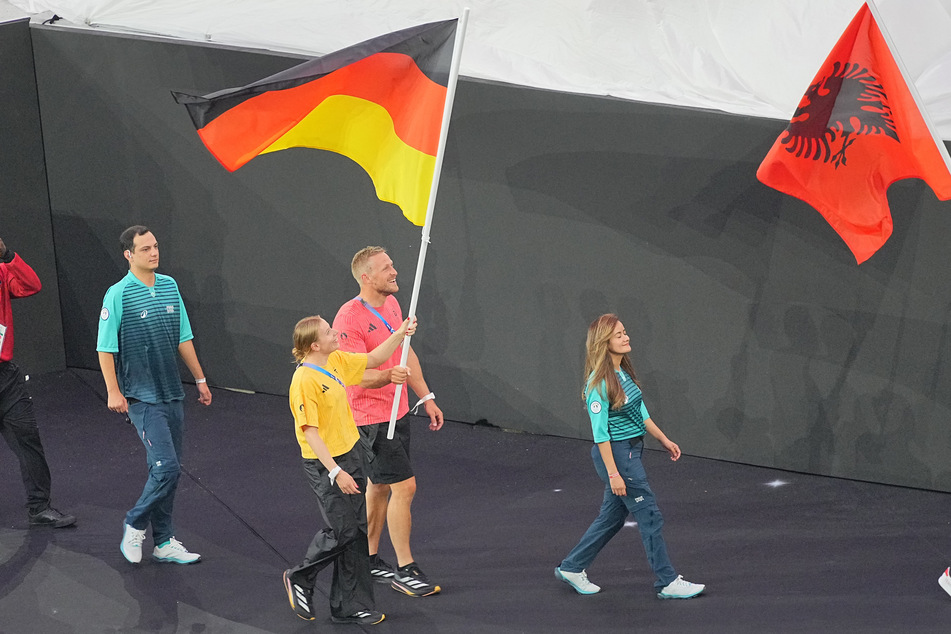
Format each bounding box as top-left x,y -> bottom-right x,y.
166,305 -> 175,313
368,323 -> 377,333
589,401 -> 602,414
299,404 -> 304,412
140,310 -> 148,318
100,308 -> 109,320
339,332 -> 348,341
321,384 -> 330,393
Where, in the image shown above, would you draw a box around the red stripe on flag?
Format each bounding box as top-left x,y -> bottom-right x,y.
197,52 -> 447,171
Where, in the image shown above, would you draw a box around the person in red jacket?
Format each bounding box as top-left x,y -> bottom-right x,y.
0,237 -> 75,527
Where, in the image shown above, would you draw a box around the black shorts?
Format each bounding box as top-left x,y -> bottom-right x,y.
358,416 -> 413,485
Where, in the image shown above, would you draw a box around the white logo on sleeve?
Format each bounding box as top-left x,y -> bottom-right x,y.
589,401 -> 602,415
100,308 -> 109,320
140,310 -> 148,318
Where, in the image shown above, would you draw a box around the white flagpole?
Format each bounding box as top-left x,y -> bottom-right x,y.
865,0 -> 951,173
387,8 -> 470,439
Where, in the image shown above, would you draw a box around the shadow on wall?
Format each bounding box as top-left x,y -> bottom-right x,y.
53,215 -> 125,369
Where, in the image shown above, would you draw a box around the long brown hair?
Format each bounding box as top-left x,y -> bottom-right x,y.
583,314 -> 639,410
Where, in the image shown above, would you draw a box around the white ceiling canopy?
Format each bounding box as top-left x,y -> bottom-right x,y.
7,0 -> 951,139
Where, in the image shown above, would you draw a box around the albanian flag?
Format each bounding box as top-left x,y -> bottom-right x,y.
756,3 -> 951,264
173,20 -> 457,226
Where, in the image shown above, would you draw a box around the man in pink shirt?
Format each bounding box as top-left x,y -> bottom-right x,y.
333,246 -> 444,597
0,237 -> 75,528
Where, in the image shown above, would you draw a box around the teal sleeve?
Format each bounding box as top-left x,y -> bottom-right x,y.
176,283 -> 194,343
640,400 -> 650,422
96,285 -> 122,353
586,380 -> 610,443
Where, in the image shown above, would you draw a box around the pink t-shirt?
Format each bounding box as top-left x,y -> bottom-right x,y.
332,295 -> 409,425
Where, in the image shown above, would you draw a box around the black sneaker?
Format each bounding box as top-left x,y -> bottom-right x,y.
29,507 -> 76,528
369,554 -> 396,583
330,610 -> 385,625
391,562 -> 441,597
283,570 -> 315,621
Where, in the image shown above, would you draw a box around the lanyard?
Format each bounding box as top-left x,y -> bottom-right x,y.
301,363 -> 344,388
356,297 -> 395,334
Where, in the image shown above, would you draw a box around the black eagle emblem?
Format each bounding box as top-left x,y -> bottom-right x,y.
780,61 -> 899,168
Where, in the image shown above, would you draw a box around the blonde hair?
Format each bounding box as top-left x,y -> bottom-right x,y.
350,246 -> 387,283
292,315 -> 324,363
583,314 -> 639,410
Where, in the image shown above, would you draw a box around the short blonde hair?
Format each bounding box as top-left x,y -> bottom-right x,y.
350,246 -> 387,283
292,315 -> 324,363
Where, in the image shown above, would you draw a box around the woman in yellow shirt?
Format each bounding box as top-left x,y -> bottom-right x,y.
283,313 -> 414,625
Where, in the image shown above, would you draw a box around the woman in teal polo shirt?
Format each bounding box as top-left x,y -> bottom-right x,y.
555,314 -> 705,600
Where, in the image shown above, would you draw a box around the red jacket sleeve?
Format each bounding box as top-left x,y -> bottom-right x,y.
2,253 -> 42,298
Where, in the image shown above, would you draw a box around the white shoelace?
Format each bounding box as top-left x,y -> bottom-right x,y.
128,530 -> 145,546
164,537 -> 188,552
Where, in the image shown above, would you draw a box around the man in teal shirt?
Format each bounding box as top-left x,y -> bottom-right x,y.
97,225 -> 212,565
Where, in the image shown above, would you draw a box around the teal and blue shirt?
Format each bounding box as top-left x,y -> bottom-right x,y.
585,369 -> 650,443
96,271 -> 193,404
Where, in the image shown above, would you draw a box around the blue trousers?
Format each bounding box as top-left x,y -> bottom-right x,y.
561,439 -> 678,590
125,400 -> 184,545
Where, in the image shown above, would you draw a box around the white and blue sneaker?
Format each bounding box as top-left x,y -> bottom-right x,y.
120,523 -> 146,563
153,537 -> 201,564
555,567 -> 601,594
657,575 -> 704,599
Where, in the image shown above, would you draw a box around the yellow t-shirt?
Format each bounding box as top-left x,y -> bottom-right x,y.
289,350 -> 367,459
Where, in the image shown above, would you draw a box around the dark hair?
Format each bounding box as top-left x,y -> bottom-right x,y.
120,225 -> 151,253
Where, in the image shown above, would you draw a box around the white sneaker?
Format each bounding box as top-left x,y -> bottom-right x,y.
153,537 -> 201,564
120,523 -> 146,564
939,567 -> 951,598
657,575 -> 705,599
555,567 -> 601,594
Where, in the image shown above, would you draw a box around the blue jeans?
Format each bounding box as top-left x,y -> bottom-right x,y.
561,439 -> 677,590
125,400 -> 184,545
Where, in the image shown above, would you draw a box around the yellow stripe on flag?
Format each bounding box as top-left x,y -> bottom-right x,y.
262,94 -> 436,226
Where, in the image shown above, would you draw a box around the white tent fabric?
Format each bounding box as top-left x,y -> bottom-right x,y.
7,0 -> 951,139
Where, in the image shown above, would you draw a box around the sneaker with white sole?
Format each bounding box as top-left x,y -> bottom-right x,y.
940,567 -> 951,598
153,537 -> 201,564
555,567 -> 601,595
657,575 -> 705,599
120,523 -> 146,564
391,562 -> 441,597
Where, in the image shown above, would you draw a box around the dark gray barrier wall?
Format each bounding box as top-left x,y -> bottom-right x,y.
0,19 -> 65,375
29,24 -> 951,491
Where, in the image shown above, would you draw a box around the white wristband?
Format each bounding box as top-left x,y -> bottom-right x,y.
412,392 -> 435,414
328,466 -> 341,484
195,378 -> 207,384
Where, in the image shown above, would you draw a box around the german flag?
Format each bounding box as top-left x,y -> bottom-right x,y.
173,20 -> 457,226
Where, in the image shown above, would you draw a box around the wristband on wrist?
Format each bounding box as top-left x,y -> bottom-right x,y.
328,465 -> 341,484
608,472 -> 621,479
411,392 -> 435,414
195,378 -> 207,384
